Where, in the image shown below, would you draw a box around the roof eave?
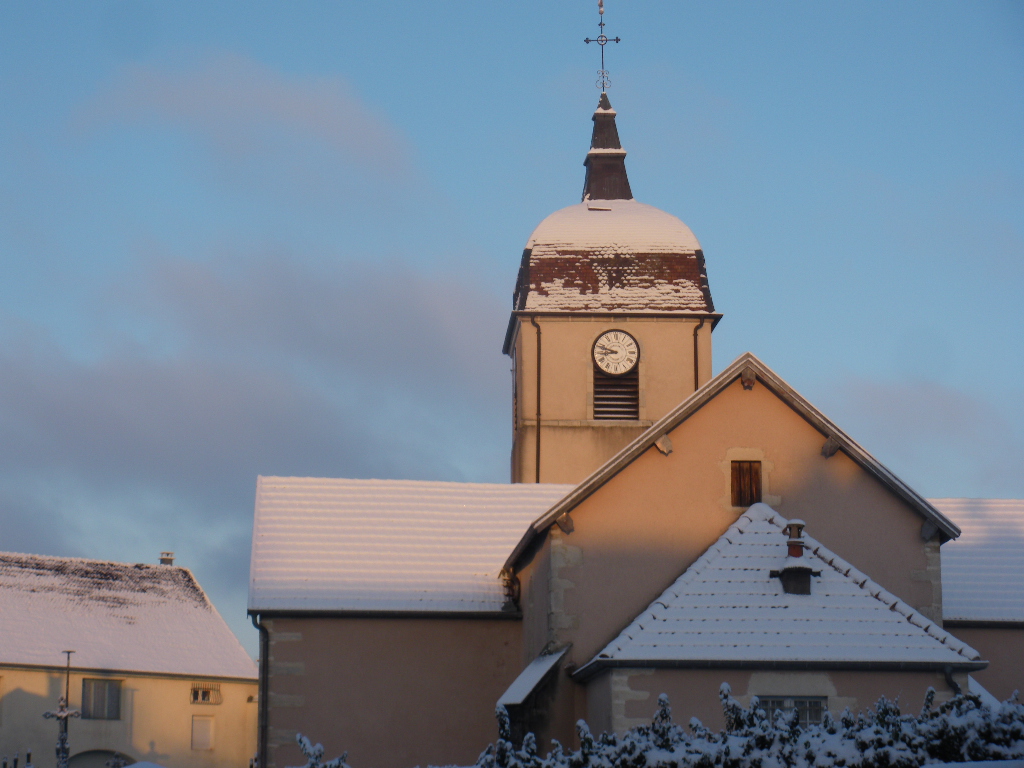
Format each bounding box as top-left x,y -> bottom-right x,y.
247,607 -> 522,620
571,657 -> 988,684
0,661 -> 258,682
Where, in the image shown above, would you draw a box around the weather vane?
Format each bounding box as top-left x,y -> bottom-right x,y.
584,0 -> 621,91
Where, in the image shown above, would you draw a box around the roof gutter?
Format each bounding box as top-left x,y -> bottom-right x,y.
246,608 -> 522,620
0,661 -> 257,683
571,657 -> 988,684
943,619 -> 1024,629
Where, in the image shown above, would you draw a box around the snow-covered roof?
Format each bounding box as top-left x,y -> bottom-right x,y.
576,504 -> 981,679
0,552 -> 257,679
527,200 -> 702,256
248,477 -> 573,613
931,498 -> 1024,623
513,199 -> 714,314
497,648 -> 568,707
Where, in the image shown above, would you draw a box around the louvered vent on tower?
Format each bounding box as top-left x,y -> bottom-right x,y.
594,368 -> 639,420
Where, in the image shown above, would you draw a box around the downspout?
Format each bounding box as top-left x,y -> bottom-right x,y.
692,317 -> 706,391
944,666 -> 962,696
530,316 -> 542,483
250,613 -> 270,768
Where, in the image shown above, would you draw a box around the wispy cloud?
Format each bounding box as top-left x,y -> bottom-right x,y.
76,53 -> 413,178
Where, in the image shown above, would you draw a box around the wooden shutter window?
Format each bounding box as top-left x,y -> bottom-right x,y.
593,367 -> 639,420
731,461 -> 762,507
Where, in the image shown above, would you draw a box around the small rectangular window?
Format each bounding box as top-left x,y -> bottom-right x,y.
191,683 -> 223,705
731,461 -> 762,507
760,696 -> 827,726
192,715 -> 215,750
82,679 -> 121,720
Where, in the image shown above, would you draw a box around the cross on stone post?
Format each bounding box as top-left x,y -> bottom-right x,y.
584,0 -> 621,90
42,652 -> 79,768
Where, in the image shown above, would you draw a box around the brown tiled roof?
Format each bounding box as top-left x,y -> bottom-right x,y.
513,200 -> 714,313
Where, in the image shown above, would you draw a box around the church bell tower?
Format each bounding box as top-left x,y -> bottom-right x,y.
503,93 -> 720,484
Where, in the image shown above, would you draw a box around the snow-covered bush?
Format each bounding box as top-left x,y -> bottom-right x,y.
287,733 -> 350,768
473,685 -> 1024,768
292,686 -> 1023,768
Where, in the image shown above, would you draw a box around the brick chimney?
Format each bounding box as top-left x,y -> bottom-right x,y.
159,552 -> 175,565
785,519 -> 806,557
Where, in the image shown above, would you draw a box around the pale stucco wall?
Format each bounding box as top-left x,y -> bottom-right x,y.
945,625 -> 1024,701
511,315 -> 713,485
262,616 -> 521,768
512,376 -> 946,748
533,378 -> 943,671
0,666 -> 257,768
586,667 -> 964,736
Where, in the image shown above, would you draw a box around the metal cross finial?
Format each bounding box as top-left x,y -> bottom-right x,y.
584,0 -> 621,91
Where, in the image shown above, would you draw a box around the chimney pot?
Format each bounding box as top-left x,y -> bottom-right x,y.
159,552 -> 175,565
771,520 -> 819,595
784,519 -> 806,557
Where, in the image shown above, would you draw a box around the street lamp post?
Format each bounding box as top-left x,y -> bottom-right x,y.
43,652 -> 80,768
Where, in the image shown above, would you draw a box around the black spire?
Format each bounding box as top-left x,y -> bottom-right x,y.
582,93 -> 632,201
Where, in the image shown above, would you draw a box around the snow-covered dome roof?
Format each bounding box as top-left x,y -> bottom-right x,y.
526,198 -> 702,256
508,94 -> 715,318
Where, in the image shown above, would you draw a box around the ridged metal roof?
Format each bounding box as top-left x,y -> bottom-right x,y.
248,477 -> 573,613
932,498 -> 1024,623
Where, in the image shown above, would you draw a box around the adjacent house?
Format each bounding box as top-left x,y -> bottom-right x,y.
0,552 -> 258,768
931,498 -> 1024,701
247,93 -> 1015,768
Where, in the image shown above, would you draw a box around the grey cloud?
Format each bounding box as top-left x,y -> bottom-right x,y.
130,252 -> 511,409
0,255 -> 512,653
828,376 -> 1024,498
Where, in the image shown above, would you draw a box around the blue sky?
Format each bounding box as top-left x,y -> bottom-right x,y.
1,1 -> 1021,656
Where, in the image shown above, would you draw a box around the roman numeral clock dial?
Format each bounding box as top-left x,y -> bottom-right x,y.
593,330 -> 639,375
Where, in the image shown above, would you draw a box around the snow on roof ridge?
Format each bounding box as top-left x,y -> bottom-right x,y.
258,475 -> 574,490
525,199 -> 702,253
0,548 -> 198,575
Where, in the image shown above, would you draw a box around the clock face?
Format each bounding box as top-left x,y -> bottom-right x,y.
593,330 -> 639,375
